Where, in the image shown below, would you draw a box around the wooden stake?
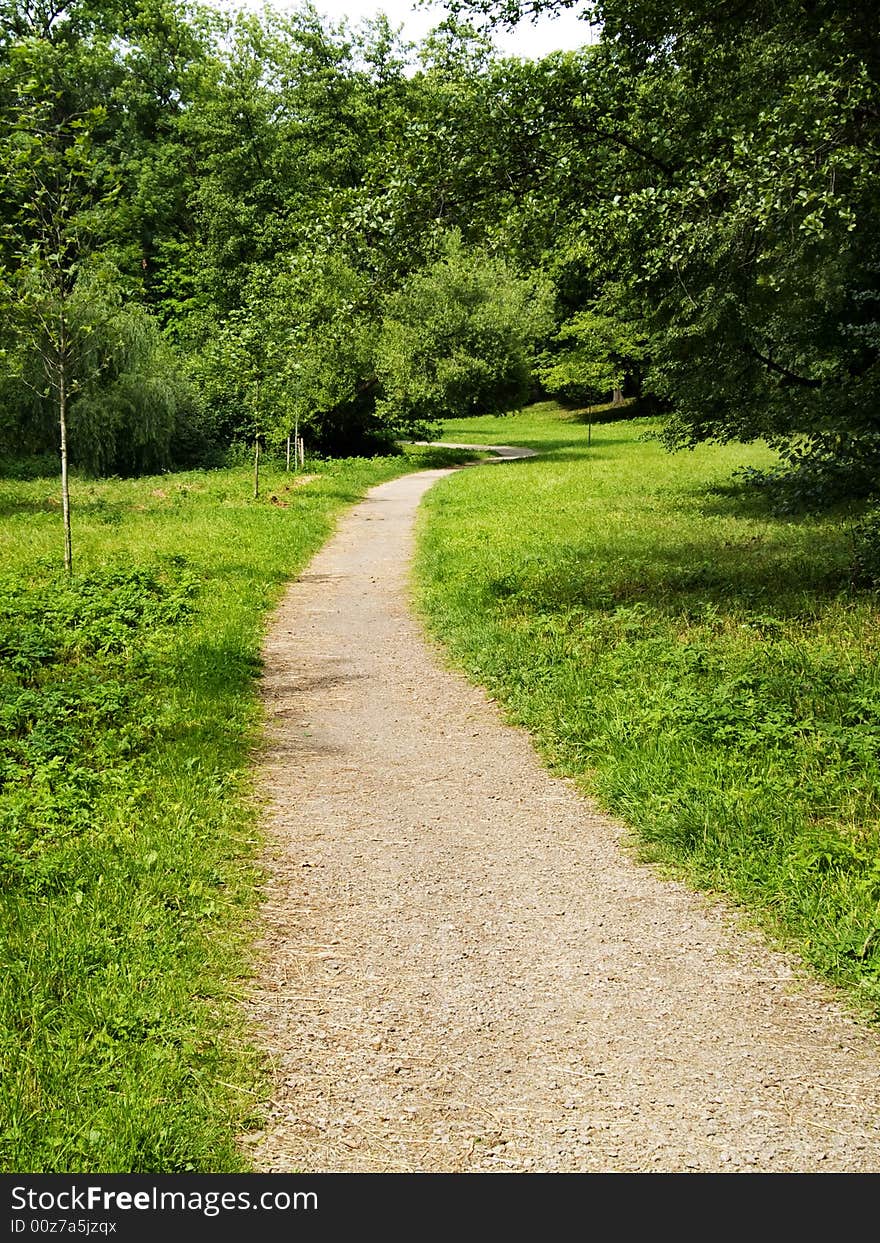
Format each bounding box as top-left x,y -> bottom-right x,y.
59,346 -> 72,575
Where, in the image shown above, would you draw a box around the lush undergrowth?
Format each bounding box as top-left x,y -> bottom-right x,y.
416,403 -> 880,1019
0,445 -> 469,1173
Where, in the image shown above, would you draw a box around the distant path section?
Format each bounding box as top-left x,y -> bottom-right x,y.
413,441 -> 539,460
244,446 -> 880,1172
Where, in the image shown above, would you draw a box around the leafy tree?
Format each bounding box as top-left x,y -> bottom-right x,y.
0,38 -> 123,570
194,306 -> 289,496
188,249 -> 385,461
358,35 -> 606,281
0,19 -> 207,546
267,251 -> 381,457
447,0 -> 880,499
537,305 -> 646,405
593,1 -> 880,492
376,232 -> 553,426
67,300 -> 204,475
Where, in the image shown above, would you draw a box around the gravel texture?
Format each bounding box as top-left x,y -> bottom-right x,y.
242,451 -> 880,1173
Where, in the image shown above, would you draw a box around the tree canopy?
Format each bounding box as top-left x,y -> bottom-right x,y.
1,0 -> 878,504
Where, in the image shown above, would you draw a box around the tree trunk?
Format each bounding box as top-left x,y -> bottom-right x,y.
253,435 -> 261,499
58,322 -> 72,576
612,387 -> 624,406
285,435 -> 291,471
293,414 -> 299,473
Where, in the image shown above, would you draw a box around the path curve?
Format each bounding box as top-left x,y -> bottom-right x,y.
244,448 -> 880,1172
412,440 -> 539,461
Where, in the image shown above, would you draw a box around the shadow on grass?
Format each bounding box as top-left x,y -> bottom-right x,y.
165,637 -> 264,704
411,448 -> 479,469
488,523 -> 856,622
566,406 -> 652,428
0,454 -> 59,482
449,440 -> 614,460
0,496 -> 64,518
0,493 -> 159,521
697,477 -> 866,526
518,444 -> 614,463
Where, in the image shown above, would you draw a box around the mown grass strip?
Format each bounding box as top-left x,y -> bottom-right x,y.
415,403 -> 880,1021
0,445 -> 470,1173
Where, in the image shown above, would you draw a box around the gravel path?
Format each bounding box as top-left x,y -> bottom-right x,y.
243,449 -> 880,1173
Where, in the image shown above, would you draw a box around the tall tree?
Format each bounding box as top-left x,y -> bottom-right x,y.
1,37 -> 123,570
377,231 -> 553,426
446,0 -> 880,496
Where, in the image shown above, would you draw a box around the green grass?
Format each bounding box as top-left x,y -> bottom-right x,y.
0,444 -> 470,1173
416,402 -> 880,1019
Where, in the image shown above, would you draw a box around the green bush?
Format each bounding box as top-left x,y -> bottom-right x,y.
851,507 -> 880,588
376,232 -> 553,426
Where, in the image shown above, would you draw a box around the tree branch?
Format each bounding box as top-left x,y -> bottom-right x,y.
746,343 -> 823,388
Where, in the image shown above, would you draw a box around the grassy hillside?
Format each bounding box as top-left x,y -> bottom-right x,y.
415,403 -> 880,1020
0,445 -> 468,1173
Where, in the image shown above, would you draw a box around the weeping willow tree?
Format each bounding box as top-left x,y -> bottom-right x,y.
1,36 -> 203,570
4,268 -> 203,468
0,112 -> 112,572
68,302 -> 202,476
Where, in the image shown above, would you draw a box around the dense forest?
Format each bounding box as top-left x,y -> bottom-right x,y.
2,0 -> 878,503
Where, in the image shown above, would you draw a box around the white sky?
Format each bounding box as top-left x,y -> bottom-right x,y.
220,1 -> 597,60
322,0 -> 597,58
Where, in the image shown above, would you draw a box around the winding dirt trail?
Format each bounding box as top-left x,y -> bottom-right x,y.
243,448 -> 880,1173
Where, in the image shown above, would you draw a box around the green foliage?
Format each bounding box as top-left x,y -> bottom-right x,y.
596,1 -> 880,487
0,0 -> 217,488
0,553 -> 245,1173
850,507 -> 880,589
3,286 -> 205,475
1,0 -> 611,466
8,0 -> 876,488
536,306 -> 647,404
416,402 -> 880,1017
445,0 -> 880,495
727,443 -> 880,517
0,562 -> 198,888
377,233 -> 553,425
72,309 -> 205,475
262,252 -> 382,456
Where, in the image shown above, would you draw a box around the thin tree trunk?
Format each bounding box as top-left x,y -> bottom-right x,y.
286,435 -> 291,471
253,435 -> 261,500
58,324 -> 72,576
293,414 -> 299,473
298,435 -> 305,468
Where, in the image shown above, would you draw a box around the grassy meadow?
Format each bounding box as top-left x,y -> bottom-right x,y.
416,402 -> 880,1019
6,401 -> 880,1173
0,444 -> 469,1173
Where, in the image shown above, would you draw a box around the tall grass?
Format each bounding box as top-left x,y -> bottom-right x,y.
0,446 -> 469,1173
416,403 -> 880,1019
